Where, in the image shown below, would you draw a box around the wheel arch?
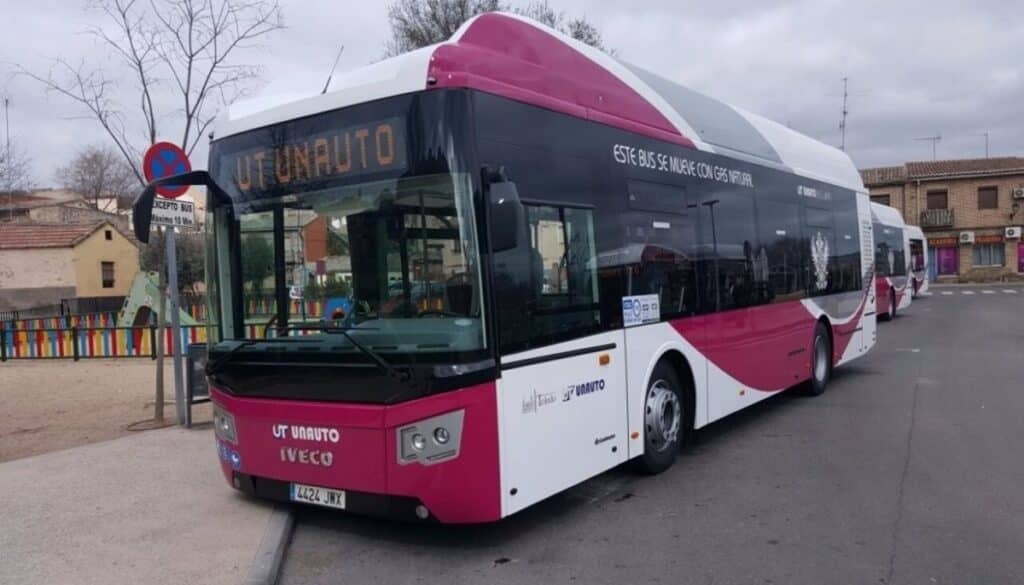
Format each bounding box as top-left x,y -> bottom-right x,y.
654,349 -> 696,435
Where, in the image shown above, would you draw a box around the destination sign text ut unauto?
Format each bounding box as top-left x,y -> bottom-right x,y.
232,117 -> 407,194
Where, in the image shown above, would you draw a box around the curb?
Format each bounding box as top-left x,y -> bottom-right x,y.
244,506 -> 295,585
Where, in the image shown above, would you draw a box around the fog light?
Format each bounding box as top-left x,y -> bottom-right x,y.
433,427 -> 450,444
411,433 -> 427,451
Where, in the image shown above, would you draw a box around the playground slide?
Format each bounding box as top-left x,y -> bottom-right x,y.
118,271 -> 200,327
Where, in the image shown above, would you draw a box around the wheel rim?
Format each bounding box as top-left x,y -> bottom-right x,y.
645,380 -> 681,454
814,335 -> 828,383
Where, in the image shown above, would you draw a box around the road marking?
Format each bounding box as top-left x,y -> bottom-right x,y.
941,291 -> 954,296
962,291 -> 975,295
982,290 -> 996,294
1003,289 -> 1018,294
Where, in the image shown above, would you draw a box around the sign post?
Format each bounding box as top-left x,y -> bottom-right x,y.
143,141 -> 193,426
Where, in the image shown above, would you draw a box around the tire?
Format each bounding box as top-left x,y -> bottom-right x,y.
635,361 -> 687,474
803,321 -> 832,396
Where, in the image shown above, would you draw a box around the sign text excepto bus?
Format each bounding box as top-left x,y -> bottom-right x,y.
612,144 -> 754,188
151,197 -> 196,228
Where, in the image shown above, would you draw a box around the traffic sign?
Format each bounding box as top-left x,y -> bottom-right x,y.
143,142 -> 192,199
151,197 -> 196,229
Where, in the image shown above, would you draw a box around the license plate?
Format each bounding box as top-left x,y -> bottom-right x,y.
290,483 -> 346,510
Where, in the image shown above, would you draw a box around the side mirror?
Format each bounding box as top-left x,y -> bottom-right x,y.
488,181 -> 523,253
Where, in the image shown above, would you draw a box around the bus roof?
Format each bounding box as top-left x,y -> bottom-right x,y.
871,201 -> 907,228
905,224 -> 924,239
214,12 -> 865,193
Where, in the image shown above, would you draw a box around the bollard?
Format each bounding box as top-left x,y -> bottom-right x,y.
71,327 -> 80,361
150,324 -> 157,360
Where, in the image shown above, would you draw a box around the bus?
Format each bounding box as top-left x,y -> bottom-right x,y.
135,13 -> 877,523
871,202 -> 912,320
905,224 -> 930,297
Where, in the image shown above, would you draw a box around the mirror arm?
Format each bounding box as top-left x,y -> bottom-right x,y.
132,170 -> 232,243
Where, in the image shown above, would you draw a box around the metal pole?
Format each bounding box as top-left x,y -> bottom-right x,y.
167,228 -> 186,425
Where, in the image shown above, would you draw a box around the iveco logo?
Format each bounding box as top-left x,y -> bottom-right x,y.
280,447 -> 334,467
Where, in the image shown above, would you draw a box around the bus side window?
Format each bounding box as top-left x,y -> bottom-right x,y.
755,199 -> 806,303
696,190 -> 760,312
621,180 -> 697,318
492,204 -> 601,354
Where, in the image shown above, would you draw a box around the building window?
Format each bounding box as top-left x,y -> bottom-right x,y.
871,194 -> 891,206
977,187 -> 998,210
104,229 -> 113,240
101,261 -> 115,288
926,190 -> 948,210
972,243 -> 1004,267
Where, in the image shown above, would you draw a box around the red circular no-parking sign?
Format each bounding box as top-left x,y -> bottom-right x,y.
143,142 -> 192,199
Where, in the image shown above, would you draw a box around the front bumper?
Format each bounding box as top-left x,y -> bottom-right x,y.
210,381 -> 502,524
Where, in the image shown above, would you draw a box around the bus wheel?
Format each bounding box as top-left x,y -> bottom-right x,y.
804,321 -> 832,396
636,362 -> 685,474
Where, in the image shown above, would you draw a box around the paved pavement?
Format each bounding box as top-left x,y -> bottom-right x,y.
280,289 -> 1024,585
0,426 -> 274,585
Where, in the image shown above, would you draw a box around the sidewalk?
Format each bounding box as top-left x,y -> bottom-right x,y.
0,426 -> 274,585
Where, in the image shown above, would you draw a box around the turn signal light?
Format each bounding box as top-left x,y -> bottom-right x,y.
598,353 -> 611,366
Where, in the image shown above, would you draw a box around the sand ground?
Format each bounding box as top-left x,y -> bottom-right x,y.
0,358 -> 211,462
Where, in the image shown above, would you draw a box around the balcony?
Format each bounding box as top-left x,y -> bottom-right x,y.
920,208 -> 954,228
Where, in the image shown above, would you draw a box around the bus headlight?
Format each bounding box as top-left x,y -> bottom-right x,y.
213,405 -> 237,444
433,427 -> 450,445
411,433 -> 427,451
398,410 -> 464,465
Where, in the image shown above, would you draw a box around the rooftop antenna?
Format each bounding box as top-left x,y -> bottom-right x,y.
915,133 -> 942,160
828,77 -> 867,151
321,44 -> 345,95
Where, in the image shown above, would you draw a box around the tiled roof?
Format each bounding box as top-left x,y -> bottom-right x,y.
861,157 -> 1024,186
859,166 -> 907,186
0,221 -> 133,250
905,157 -> 1024,178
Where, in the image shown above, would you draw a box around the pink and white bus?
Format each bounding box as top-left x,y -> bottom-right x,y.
871,202 -> 912,320
905,225 -> 930,297
137,13 -> 877,523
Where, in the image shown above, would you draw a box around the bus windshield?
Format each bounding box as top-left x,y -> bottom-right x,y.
209,171 -> 486,358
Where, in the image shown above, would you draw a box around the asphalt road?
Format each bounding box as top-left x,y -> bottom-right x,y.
280,286 -> 1024,585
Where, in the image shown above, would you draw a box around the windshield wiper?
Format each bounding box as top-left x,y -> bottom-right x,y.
281,325 -> 411,383
206,337 -> 323,378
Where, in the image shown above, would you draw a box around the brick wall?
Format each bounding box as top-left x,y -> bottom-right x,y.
867,172 -> 1024,281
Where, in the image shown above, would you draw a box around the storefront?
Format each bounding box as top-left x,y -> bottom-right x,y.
928,236 -> 959,279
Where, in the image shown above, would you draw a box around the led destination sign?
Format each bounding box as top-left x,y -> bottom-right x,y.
231,117 -> 407,196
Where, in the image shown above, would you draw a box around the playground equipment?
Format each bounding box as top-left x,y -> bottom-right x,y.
118,271 -> 199,327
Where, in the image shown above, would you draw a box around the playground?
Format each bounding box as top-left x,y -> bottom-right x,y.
0,358 -> 211,462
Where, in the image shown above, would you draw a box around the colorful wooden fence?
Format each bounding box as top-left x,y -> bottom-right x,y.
0,325 -> 208,361
4,312 -> 120,332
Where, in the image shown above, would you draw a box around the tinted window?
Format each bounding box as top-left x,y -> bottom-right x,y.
697,190 -> 759,311
621,182 -> 698,318
756,199 -> 805,302
832,193 -> 863,293
492,203 -> 601,354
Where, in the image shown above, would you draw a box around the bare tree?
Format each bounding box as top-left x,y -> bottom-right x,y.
385,0 -> 611,57
20,0 -> 284,186
56,144 -> 137,212
0,139 -> 33,193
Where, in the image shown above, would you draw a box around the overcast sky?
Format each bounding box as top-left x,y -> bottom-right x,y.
2,0 -> 1022,186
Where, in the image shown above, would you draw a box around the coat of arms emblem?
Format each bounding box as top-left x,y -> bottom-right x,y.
811,231 -> 830,290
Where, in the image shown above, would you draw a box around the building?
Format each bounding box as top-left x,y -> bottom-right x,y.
861,157 -> 1024,282
0,188 -> 130,231
0,221 -> 140,312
